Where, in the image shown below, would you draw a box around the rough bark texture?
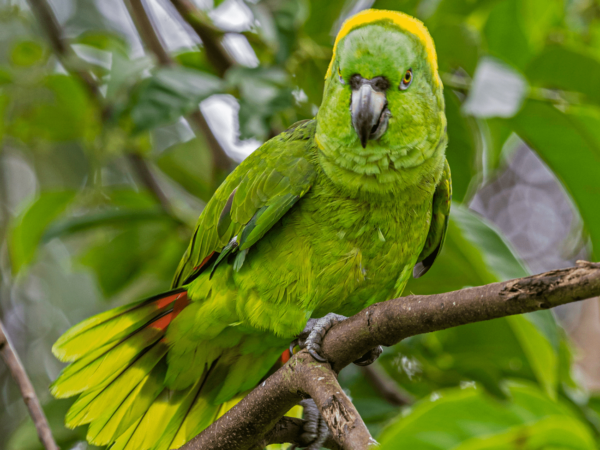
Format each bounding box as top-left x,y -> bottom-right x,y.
181,261 -> 600,450
0,322 -> 58,450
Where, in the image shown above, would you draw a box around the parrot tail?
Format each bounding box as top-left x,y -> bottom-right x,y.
50,288 -> 231,449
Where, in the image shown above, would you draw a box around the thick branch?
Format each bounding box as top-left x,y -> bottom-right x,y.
0,321 -> 58,450
187,261 -> 600,450
182,352 -> 370,450
250,417 -> 341,450
168,0 -> 234,77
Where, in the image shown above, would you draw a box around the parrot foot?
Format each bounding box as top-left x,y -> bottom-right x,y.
353,345 -> 383,366
296,313 -> 383,366
291,399 -> 331,450
300,313 -> 346,363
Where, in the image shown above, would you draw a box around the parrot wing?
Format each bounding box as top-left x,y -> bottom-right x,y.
172,119 -> 317,288
413,159 -> 452,278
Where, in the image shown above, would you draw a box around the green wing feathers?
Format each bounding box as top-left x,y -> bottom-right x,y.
51,120 -> 318,449
172,120 -> 317,287
413,159 -> 452,278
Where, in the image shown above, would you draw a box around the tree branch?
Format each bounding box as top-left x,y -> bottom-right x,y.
182,260 -> 600,450
126,0 -> 232,174
0,321 -> 58,450
359,364 -> 413,407
249,417 -> 342,450
26,0 -> 100,98
168,0 -> 235,77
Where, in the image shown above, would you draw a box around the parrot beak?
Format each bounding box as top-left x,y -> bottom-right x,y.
351,79 -> 390,148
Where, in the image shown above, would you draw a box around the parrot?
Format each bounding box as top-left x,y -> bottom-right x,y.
50,8 -> 451,450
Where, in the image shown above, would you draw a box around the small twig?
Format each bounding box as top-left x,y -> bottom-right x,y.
0,321 -> 58,450
127,0 -> 232,174
126,153 -> 172,213
168,0 -> 235,77
26,0 -> 100,98
441,72 -> 584,106
359,364 -> 413,407
127,0 -> 173,67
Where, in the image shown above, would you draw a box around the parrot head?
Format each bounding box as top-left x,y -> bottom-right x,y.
315,10 -> 446,194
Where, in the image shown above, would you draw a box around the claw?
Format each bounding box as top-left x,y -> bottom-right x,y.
308,348 -> 327,363
353,345 -> 383,366
300,313 -> 347,363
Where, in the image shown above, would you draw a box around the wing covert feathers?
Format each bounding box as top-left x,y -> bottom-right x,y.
414,159 -> 452,278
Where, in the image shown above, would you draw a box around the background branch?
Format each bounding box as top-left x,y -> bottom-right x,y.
184,261 -> 600,450
127,0 -> 232,173
359,365 -> 414,407
0,321 -> 58,450
169,0 -> 235,77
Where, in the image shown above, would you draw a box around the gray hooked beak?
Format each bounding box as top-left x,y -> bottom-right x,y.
351,78 -> 390,148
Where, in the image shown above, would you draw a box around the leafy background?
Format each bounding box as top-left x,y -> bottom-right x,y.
1,0 -> 600,448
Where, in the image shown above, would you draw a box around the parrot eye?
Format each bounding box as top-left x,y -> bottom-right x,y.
338,67 -> 345,85
400,68 -> 413,90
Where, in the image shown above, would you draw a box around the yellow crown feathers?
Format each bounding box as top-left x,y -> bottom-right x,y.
326,9 -> 440,87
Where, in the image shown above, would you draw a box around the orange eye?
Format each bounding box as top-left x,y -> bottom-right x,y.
400,68 -> 413,90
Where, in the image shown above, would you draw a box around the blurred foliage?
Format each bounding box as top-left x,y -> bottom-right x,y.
1,0 -> 600,448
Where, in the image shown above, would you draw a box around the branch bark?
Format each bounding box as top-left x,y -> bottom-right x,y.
0,321 -> 58,450
182,260 -> 600,450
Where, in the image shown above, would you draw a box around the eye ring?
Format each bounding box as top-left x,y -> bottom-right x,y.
338,67 -> 345,85
400,68 -> 413,90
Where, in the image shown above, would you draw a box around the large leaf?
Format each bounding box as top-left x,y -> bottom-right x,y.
10,75 -> 98,143
510,101 -> 600,259
526,46 -> 600,105
379,383 -> 595,450
156,137 -> 216,202
9,191 -> 76,274
483,0 -> 532,70
444,90 -> 481,203
431,21 -> 480,76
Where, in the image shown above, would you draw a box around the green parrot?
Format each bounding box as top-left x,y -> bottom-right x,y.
50,8 -> 451,450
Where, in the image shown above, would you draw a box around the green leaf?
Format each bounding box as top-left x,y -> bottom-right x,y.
506,315 -> 558,399
509,101 -> 600,259
526,46 -> 600,104
379,383 -> 595,449
11,74 -> 98,143
10,40 -> 46,67
9,191 -> 76,274
444,90 -> 481,203
431,21 -> 480,76
484,0 -> 532,70
43,208 -> 173,241
128,67 -> 222,132
156,137 -> 216,202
